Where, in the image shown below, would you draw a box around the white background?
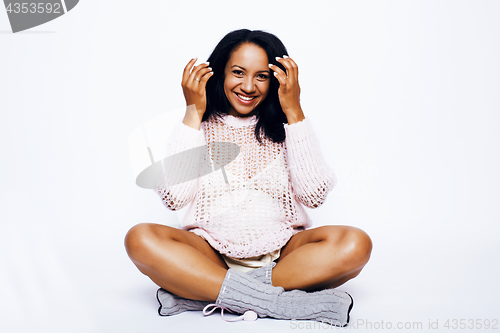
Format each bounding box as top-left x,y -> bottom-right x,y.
1,1 -> 499,332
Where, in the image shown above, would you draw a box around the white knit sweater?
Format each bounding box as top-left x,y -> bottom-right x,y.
157,114 -> 336,258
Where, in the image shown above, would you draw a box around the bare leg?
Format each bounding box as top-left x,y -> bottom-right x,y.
272,225 -> 372,291
124,223 -> 229,301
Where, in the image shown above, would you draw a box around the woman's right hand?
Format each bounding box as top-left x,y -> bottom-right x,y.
181,58 -> 213,121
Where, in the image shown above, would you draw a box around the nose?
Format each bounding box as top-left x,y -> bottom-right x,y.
240,76 -> 255,94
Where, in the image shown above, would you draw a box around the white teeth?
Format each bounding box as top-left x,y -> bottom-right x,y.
237,93 -> 255,101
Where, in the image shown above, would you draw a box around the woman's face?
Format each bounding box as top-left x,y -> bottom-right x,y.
224,43 -> 271,117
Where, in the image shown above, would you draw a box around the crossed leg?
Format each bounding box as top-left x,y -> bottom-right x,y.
124,223 -> 372,302
273,225 -> 372,291
124,223 -> 228,301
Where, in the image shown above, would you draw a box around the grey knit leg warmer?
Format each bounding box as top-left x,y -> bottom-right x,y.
156,289 -> 211,316
214,268 -> 353,326
246,261 -> 275,285
157,262 -> 277,316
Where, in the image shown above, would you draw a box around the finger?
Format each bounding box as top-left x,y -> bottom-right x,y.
268,63 -> 288,86
193,67 -> 213,86
182,57 -> 198,85
199,69 -> 214,87
188,62 -> 211,85
191,66 -> 212,83
276,56 -> 298,82
282,55 -> 298,81
190,62 -> 210,78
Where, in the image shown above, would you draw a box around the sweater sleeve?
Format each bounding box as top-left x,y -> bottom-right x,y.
156,121 -> 207,211
284,117 -> 337,208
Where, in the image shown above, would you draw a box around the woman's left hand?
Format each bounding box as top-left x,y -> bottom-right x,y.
269,55 -> 305,124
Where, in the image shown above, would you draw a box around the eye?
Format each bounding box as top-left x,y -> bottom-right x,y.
257,73 -> 269,80
232,70 -> 244,76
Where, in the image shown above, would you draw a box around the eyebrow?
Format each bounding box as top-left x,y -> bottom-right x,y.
231,65 -> 270,73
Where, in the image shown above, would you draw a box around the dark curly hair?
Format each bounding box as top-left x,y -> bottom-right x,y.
203,29 -> 289,144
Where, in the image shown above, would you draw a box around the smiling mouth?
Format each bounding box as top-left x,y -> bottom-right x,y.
235,92 -> 256,101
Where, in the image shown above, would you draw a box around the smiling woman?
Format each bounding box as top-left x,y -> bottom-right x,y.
124,29 -> 372,326
202,29 -> 294,143
223,43 -> 270,117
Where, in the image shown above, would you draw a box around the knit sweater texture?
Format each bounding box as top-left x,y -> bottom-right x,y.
156,113 -> 336,258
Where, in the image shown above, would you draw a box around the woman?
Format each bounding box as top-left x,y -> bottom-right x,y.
125,29 -> 372,325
